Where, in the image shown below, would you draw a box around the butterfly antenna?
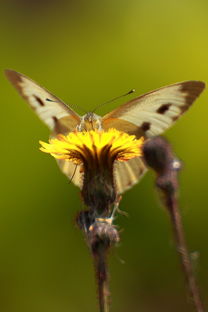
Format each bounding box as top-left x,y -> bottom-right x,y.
46,98 -> 87,114
92,89 -> 135,113
68,164 -> 78,185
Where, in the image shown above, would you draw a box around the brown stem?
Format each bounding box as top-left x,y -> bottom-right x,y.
142,136 -> 205,312
77,204 -> 119,312
93,246 -> 110,312
167,195 -> 204,312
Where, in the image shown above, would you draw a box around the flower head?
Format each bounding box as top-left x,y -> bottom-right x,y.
39,128 -> 143,165
40,128 -> 144,213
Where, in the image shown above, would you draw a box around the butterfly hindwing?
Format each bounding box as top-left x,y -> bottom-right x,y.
114,157 -> 147,194
57,160 -> 83,188
102,81 -> 205,138
5,69 -> 80,132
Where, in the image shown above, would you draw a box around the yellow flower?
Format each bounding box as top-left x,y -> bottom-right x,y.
40,129 -> 144,213
39,128 -> 144,165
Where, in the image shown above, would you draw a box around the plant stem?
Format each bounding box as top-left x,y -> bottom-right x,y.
142,136 -> 205,312
167,194 -> 204,312
94,247 -> 109,312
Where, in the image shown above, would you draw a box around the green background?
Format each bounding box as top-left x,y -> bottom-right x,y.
0,0 -> 208,311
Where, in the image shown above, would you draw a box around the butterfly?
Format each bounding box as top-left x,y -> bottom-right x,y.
5,70 -> 205,193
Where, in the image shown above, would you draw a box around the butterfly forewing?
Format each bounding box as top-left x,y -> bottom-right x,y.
102,80 -> 205,193
102,81 -> 205,138
5,69 -> 80,132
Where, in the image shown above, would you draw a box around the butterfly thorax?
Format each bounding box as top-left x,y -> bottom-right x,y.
77,112 -> 102,131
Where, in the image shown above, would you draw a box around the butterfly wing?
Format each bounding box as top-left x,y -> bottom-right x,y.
102,81 -> 205,137
57,160 -> 83,188
5,69 -> 81,132
102,81 -> 205,193
114,157 -> 147,194
5,69 -> 83,187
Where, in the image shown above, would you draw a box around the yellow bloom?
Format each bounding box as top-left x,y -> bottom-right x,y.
40,129 -> 144,213
39,128 -> 144,165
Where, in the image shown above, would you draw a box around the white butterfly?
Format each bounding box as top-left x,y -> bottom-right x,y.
5,70 -> 205,193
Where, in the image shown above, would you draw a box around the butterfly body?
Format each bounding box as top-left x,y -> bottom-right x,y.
77,112 -> 102,131
5,69 -> 205,193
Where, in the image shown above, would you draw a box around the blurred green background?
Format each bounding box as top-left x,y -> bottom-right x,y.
0,0 -> 208,311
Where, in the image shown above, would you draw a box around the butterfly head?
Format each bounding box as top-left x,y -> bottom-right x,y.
78,112 -> 102,131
